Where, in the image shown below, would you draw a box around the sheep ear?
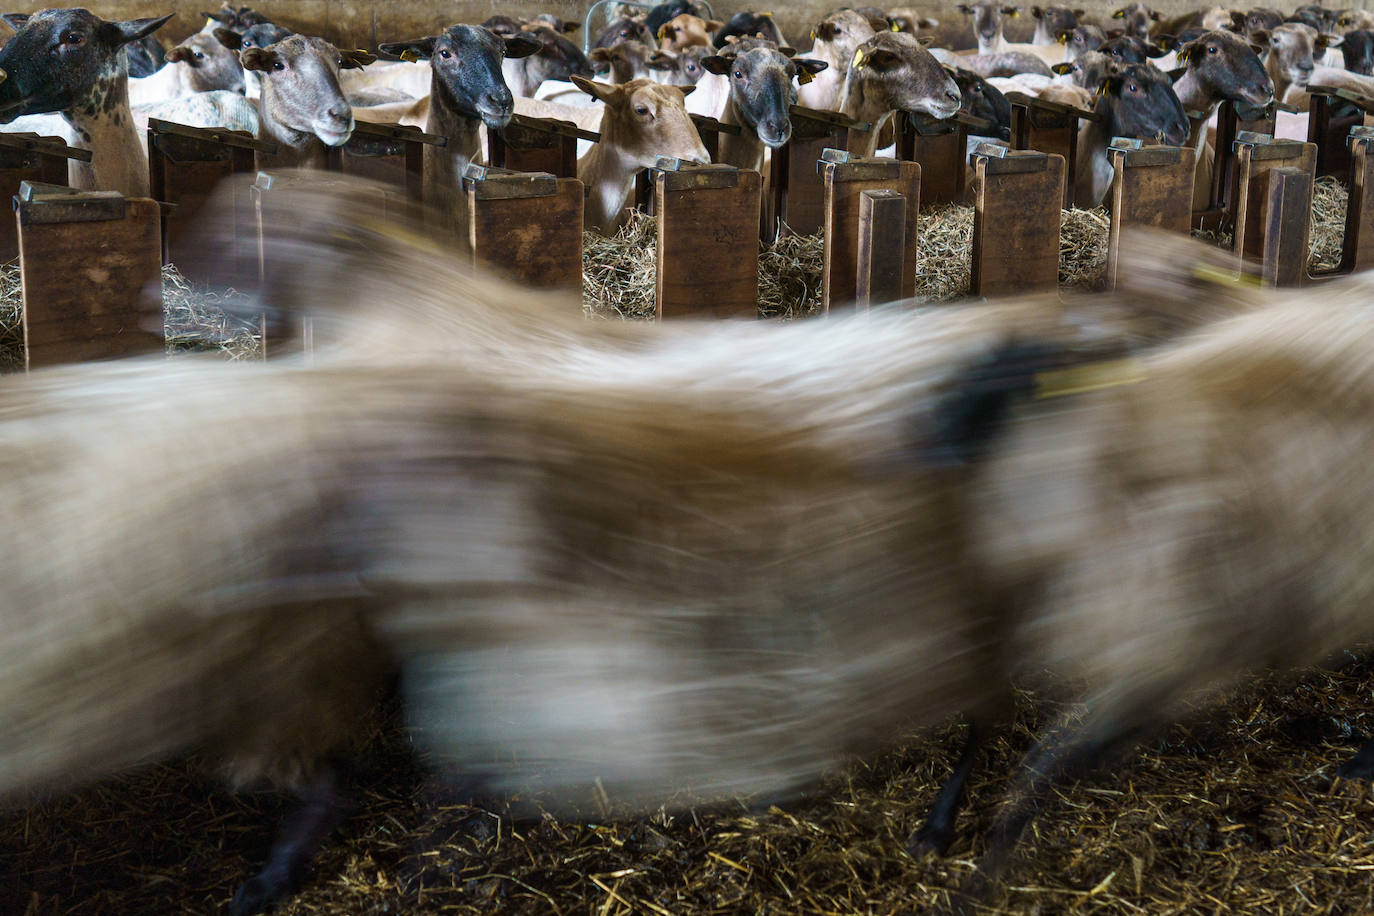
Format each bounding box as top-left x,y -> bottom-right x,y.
1051,61 -> 1073,73
239,47 -> 277,71
165,45 -> 191,63
378,37 -> 435,62
571,74 -> 619,103
110,14 -> 175,45
0,12 -> 29,31
213,26 -> 243,50
700,54 -> 731,75
679,83 -> 695,96
340,48 -> 374,69
504,33 -> 541,59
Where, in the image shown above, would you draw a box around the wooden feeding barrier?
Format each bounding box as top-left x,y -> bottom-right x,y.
767,105 -> 868,241
970,143 -> 1065,298
1239,125 -> 1374,286
897,111 -> 996,207
1230,130 -> 1316,282
634,115 -> 741,214
1006,91 -> 1098,208
325,119 -> 446,201
0,133 -> 89,263
818,149 -> 920,312
1198,99 -> 1297,225
487,113 -> 596,179
147,118 -> 274,287
1305,85 -> 1374,178
15,181 -> 163,369
1105,138 -> 1196,288
650,157 -> 761,319
462,164 -> 584,291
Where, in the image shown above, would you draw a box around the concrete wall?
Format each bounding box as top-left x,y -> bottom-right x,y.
10,1 -> 1370,53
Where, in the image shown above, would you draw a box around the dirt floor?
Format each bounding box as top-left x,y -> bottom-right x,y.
3,651 -> 1374,915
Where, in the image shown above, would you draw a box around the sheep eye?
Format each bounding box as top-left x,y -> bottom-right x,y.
62,31 -> 84,45
1129,82 -> 1138,91
733,69 -> 743,78
439,48 -> 452,59
272,60 -> 285,71
1207,45 -> 1217,54
634,104 -> 650,114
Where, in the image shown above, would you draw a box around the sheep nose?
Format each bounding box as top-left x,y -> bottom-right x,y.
945,89 -> 961,103
486,91 -> 512,109
326,104 -> 348,121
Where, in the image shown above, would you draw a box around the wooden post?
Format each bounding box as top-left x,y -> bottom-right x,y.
1106,138 -> 1196,288
462,164 -> 584,291
1205,99 -> 1288,220
325,119 -> 446,201
15,182 -> 163,368
1007,91 -> 1094,208
653,159 -> 760,319
769,105 -> 867,241
856,189 -> 907,310
899,111 -> 989,208
1340,125 -> 1374,275
147,118 -> 271,287
487,113 -> 595,179
1306,86 -> 1374,179
635,117 -> 740,215
1231,130 -> 1316,276
820,149 -> 920,312
0,133 -> 87,264
1261,165 -> 1312,287
970,143 -> 1064,298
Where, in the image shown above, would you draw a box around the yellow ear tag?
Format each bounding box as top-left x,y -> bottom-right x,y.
657,25 -> 668,39
1057,31 -> 1068,43
1034,358 -> 1146,400
1096,80 -> 1110,96
205,16 -> 217,29
399,49 -> 420,62
1112,8 -> 1124,17
798,68 -> 814,84
893,20 -> 902,30
810,28 -> 817,40
852,48 -> 867,68
761,10 -> 773,16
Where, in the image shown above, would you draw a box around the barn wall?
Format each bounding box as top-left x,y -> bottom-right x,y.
15,1 -> 1369,54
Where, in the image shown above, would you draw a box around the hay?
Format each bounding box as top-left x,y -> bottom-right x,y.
0,263 -> 261,371
758,228 -> 824,319
6,657 -> 1374,914
1310,175 -> 1349,273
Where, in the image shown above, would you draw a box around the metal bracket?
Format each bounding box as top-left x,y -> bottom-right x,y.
15,180 -> 125,223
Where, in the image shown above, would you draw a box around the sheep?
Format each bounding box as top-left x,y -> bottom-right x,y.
572,75 -> 707,232
1110,1 -> 1162,41
713,11 -> 787,49
699,45 -> 828,170
1251,22 -> 1341,103
657,13 -> 723,52
799,9 -> 878,111
958,0 -> 1022,54
0,9 -> 173,197
132,89 -> 258,137
643,0 -> 710,37
839,32 -> 964,157
1061,22 -> 1106,60
590,39 -> 672,84
590,15 -> 656,50
886,7 -> 941,34
642,44 -> 713,86
128,32 -> 244,106
503,23 -> 594,97
1073,62 -> 1190,206
240,36 -> 373,170
1030,5 -> 1083,46
1340,29 -> 1374,75
377,25 -> 540,234
214,22 -> 293,99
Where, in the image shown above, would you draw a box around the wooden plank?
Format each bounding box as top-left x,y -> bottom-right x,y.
1008,93 -> 1082,208
856,189 -> 907,310
971,146 -> 1064,298
1106,141 -> 1196,288
899,112 -> 967,207
654,164 -> 760,319
0,133 -> 87,263
1208,101 -> 1278,217
488,118 -> 580,179
147,125 -> 257,286
16,185 -> 163,368
1307,89 -> 1362,179
1261,165 -> 1311,287
1341,127 -> 1374,274
468,175 -> 584,291
326,120 -> 442,201
821,154 -> 920,313
1231,132 -> 1316,276
771,131 -> 840,238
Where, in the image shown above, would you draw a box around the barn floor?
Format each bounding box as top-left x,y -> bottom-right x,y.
3,652 -> 1374,915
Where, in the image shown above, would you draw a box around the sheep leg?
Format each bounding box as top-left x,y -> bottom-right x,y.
956,716 -> 1152,907
229,770 -> 348,916
1335,736 -> 1374,782
907,719 -> 983,858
